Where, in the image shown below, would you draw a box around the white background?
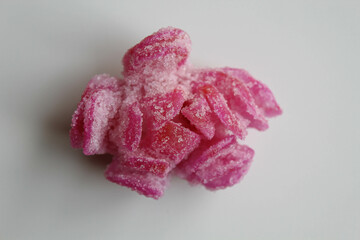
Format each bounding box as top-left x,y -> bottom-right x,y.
1,0 -> 359,239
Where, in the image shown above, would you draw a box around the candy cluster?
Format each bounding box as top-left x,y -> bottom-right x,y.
70,27 -> 282,199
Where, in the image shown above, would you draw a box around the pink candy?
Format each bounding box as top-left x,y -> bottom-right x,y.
70,27 -> 282,199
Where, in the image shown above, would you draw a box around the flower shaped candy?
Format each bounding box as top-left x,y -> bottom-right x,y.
70,27 -> 282,199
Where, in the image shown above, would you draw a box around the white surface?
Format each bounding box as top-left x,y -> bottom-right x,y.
1,0 -> 359,239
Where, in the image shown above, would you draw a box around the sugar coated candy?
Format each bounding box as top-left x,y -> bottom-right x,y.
70,27 -> 282,199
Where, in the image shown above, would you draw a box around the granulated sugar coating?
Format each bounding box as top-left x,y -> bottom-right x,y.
70,27 -> 282,199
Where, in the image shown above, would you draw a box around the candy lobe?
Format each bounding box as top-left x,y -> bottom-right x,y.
194,144 -> 254,190
82,90 -> 121,155
123,27 -> 191,76
123,102 -> 143,151
179,135 -> 238,175
70,74 -> 123,149
201,84 -> 247,139
222,67 -> 282,117
147,121 -> 201,166
178,136 -> 254,190
181,95 -> 216,140
197,70 -> 268,131
113,102 -> 143,152
143,88 -> 186,130
121,152 -> 171,178
105,158 -> 168,199
123,156 -> 170,178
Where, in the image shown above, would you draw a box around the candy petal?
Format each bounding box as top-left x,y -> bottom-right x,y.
109,102 -> 143,152
179,135 -> 237,175
105,158 -> 168,199
179,135 -> 254,190
223,67 -> 282,117
194,144 -> 254,190
123,27 -> 191,76
201,84 -> 247,139
181,95 -> 217,140
82,90 -> 120,155
143,88 -> 185,130
122,152 -> 171,178
146,121 -> 201,166
70,74 -> 123,149
199,70 -> 268,131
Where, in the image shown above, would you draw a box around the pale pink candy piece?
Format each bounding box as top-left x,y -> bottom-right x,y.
178,135 -> 254,190
143,88 -> 185,130
122,27 -> 191,76
70,74 -> 123,149
121,152 -> 171,178
146,121 -> 201,166
111,102 -> 143,152
82,90 -> 121,155
86,73 -> 124,92
105,158 -> 168,199
222,67 -> 282,117
200,84 -> 247,139
181,95 -> 217,140
199,70 -> 268,131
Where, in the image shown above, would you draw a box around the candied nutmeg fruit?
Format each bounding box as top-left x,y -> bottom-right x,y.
70,27 -> 282,199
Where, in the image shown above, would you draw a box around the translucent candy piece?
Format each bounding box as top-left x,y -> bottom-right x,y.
181,95 -> 216,140
200,84 -> 247,139
144,88 -> 185,130
122,152 -> 171,178
147,121 -> 201,166
202,70 -> 269,131
105,158 -> 168,199
111,102 -> 143,152
70,74 -> 123,149
122,27 -> 191,76
222,67 -> 282,117
179,135 -> 254,190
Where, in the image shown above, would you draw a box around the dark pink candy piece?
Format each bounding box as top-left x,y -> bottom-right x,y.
179,135 -> 237,175
179,135 -> 254,190
122,152 -> 170,178
194,144 -> 254,190
105,158 -> 168,199
201,84 -> 247,139
123,102 -> 143,151
123,27 -> 191,76
147,121 -> 201,166
200,70 -> 268,131
181,95 -> 217,140
222,67 -> 282,117
111,102 -> 143,152
143,88 -> 185,130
